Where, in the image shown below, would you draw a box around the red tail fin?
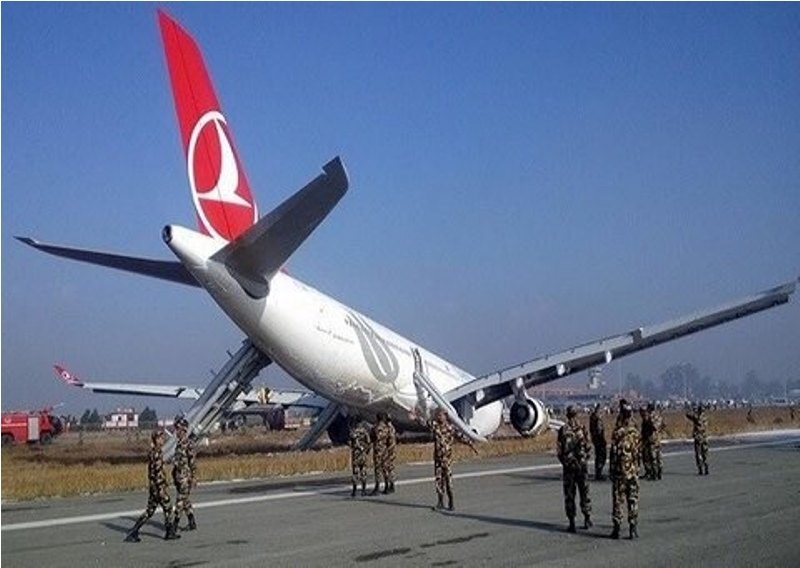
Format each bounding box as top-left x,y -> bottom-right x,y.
158,10 -> 259,242
54,365 -> 83,387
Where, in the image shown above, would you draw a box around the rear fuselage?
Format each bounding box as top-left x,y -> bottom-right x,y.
165,224 -> 503,436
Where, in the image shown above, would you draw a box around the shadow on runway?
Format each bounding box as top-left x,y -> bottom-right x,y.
360,497 -> 609,538
444,511 -> 609,539
227,476 -> 351,494
503,472 -> 561,482
352,496 -> 440,512
101,517 -> 166,537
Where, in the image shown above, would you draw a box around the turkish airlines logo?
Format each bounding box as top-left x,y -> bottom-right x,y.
187,110 -> 257,241
346,312 -> 399,384
55,365 -> 82,386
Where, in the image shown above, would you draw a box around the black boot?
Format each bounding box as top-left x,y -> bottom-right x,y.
567,517 -> 576,533
583,514 -> 593,529
124,518 -> 145,542
187,513 -> 197,531
369,483 -> 380,496
351,484 -> 357,498
435,496 -> 444,510
610,522 -> 620,540
446,489 -> 454,511
361,482 -> 367,496
704,464 -> 709,476
164,518 -> 181,540
629,524 -> 639,539
387,482 -> 395,494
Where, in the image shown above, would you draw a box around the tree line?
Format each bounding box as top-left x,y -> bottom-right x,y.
623,364 -> 797,401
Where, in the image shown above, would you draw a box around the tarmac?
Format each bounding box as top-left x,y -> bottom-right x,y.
3,429 -> 799,567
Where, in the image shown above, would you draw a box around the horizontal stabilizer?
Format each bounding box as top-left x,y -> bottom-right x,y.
211,157 -> 349,298
16,237 -> 200,288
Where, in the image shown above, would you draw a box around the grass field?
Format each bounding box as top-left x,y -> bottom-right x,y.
2,406 -> 796,501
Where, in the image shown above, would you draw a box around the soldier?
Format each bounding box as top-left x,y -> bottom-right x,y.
609,399 -> 641,539
640,405 -> 656,480
557,406 -> 593,532
589,404 -> 607,481
430,408 -> 456,511
348,416 -> 371,497
370,413 -> 389,495
125,429 -> 179,542
649,403 -> 664,480
685,403 -> 709,475
171,416 -> 197,531
384,413 -> 397,494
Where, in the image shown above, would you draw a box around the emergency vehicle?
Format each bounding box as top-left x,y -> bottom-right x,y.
1,409 -> 63,445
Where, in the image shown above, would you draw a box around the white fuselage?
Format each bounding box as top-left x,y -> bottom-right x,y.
167,226 -> 503,436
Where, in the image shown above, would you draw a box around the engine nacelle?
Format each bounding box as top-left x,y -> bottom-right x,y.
509,397 -> 549,437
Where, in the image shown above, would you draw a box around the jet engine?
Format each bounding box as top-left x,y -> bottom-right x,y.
509,397 -> 549,437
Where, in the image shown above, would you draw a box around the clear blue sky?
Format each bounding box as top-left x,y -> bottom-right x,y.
3,3 -> 799,417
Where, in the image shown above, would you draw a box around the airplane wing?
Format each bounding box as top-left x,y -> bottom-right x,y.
15,237 -> 200,288
53,365 -> 327,409
444,278 -> 797,409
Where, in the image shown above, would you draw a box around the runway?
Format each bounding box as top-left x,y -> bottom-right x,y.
3,430 -> 800,567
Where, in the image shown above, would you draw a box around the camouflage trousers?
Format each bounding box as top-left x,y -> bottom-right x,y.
641,441 -> 662,479
434,457 -> 453,499
136,483 -> 172,525
351,455 -> 368,485
611,476 -> 639,526
693,438 -> 709,472
373,450 -> 388,485
173,478 -> 193,524
384,449 -> 396,484
562,468 -> 591,520
593,440 -> 607,478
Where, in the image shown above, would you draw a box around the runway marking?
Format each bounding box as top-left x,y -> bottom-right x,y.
3,434 -> 798,533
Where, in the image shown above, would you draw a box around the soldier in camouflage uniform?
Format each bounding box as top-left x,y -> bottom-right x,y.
649,403 -> 664,480
349,416 -> 371,497
384,413 -> 397,494
125,429 -> 180,541
370,413 -> 390,495
171,416 -> 197,531
685,403 -> 709,475
589,404 -> 607,481
609,400 -> 641,539
557,406 -> 593,532
430,408 -> 456,511
639,406 -> 656,480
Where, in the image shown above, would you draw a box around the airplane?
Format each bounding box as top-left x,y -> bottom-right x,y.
53,364 -> 327,431
18,10 -> 797,456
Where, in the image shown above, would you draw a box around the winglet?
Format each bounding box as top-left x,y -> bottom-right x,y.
54,365 -> 84,387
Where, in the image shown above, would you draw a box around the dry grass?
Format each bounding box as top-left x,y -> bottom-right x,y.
2,406 -> 796,501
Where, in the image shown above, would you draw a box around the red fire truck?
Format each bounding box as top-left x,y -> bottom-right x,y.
1,409 -> 63,445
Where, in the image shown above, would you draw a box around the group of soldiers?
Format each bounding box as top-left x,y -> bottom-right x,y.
349,407 -> 464,511
348,411 -> 397,498
127,399 -> 712,543
557,399 -> 710,540
125,415 -> 197,542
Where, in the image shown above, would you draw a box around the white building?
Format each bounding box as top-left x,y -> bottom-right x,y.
103,408 -> 139,429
